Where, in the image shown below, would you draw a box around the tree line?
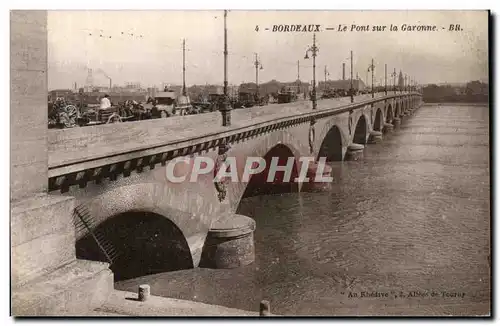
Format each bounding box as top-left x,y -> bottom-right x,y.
422,81 -> 488,103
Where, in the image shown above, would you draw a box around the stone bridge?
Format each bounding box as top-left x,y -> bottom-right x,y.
46,91 -> 422,270
11,10 -> 423,316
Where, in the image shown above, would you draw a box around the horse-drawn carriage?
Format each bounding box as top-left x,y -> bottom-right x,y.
48,98 -> 152,128
147,91 -> 204,117
48,98 -> 81,128
277,88 -> 298,103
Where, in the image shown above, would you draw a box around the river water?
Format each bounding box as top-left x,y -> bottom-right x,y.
116,104 -> 490,316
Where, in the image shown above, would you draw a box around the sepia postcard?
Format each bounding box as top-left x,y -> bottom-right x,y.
10,9 -> 490,317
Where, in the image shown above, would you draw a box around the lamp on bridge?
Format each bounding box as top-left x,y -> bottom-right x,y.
304,33 -> 319,110
367,59 -> 375,98
391,68 -> 397,94
254,53 -> 263,102
384,64 -> 388,95
220,9 -> 231,127
348,51 -> 354,103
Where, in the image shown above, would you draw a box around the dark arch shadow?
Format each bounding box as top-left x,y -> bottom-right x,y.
373,109 -> 383,131
353,115 -> 367,144
241,144 -> 299,199
76,211 -> 193,281
317,125 -> 343,162
386,105 -> 393,123
395,103 -> 400,118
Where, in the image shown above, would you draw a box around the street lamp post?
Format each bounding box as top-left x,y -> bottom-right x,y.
368,59 -> 375,98
384,64 -> 387,95
324,66 -> 329,93
254,53 -> 263,101
182,38 -> 187,96
304,33 -> 319,110
391,68 -> 396,94
365,70 -> 369,91
220,10 -> 231,127
297,60 -> 300,95
350,51 -> 354,103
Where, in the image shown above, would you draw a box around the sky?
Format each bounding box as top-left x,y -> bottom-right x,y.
47,10 -> 489,90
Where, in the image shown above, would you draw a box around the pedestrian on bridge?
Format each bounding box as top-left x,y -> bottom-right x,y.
100,94 -> 111,110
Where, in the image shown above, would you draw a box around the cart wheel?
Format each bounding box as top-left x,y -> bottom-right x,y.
65,104 -> 79,118
106,113 -> 123,124
59,112 -> 73,128
61,104 -> 78,128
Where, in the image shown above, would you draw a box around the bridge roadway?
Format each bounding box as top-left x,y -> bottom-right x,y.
48,91 -> 411,182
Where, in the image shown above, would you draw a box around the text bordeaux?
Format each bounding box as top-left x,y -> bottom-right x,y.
272,24 -> 321,32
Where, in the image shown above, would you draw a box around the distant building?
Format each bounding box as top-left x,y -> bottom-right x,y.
125,82 -> 142,90
319,79 -> 366,91
465,80 -> 488,95
48,89 -> 74,101
147,87 -> 158,98
204,85 -> 224,95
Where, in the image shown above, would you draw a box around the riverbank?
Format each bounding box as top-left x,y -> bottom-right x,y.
87,288 -> 489,317
87,289 -> 261,316
424,102 -> 488,107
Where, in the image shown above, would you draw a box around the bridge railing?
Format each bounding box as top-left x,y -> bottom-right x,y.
47,91 -> 421,186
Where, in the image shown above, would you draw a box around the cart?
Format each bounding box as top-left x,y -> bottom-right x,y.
48,98 -> 81,128
77,105 -> 135,126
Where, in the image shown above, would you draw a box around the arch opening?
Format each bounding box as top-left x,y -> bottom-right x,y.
317,125 -> 343,162
385,105 -> 393,123
353,115 -> 367,144
395,103 -> 400,118
373,109 -> 382,131
241,144 -> 299,199
76,211 -> 193,281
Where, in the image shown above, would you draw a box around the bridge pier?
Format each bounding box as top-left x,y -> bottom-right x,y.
345,143 -> 364,161
368,131 -> 383,144
392,117 -> 401,129
383,123 -> 394,134
199,213 -> 256,269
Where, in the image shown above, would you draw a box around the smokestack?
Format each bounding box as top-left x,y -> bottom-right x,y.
109,79 -> 112,90
342,63 -> 346,80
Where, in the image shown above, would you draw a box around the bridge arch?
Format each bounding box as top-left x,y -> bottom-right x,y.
240,143 -> 300,199
75,182 -> 212,269
76,210 -> 193,281
373,108 -> 383,131
317,125 -> 343,162
353,114 -> 368,144
226,131 -> 306,210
